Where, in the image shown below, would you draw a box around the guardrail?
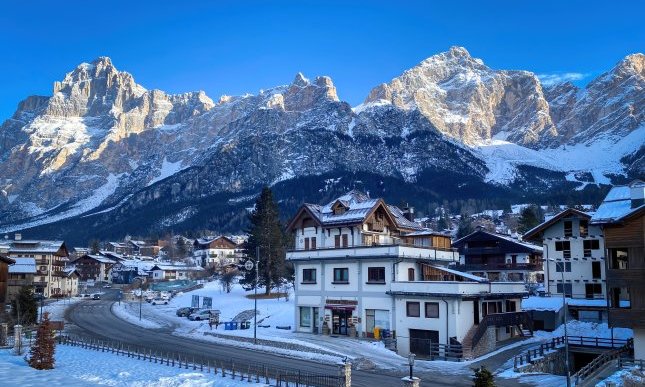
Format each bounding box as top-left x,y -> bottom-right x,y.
58,335 -> 345,387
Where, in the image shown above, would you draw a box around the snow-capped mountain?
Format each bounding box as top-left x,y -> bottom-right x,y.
0,48 -> 642,240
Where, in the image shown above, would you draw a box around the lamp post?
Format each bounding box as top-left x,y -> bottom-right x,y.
133,277 -> 144,321
408,352 -> 415,379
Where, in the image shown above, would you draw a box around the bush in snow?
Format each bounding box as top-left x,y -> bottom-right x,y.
472,365 -> 495,387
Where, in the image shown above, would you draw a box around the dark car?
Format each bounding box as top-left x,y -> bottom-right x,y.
92,294 -> 101,300
176,307 -> 199,317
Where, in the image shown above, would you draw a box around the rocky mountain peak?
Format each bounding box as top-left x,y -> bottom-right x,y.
283,73 -> 338,111
292,72 -> 310,87
617,53 -> 644,76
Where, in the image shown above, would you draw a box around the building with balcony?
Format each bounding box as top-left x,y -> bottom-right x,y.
591,180 -> 645,360
3,235 -> 70,297
6,257 -> 36,303
193,236 -> 237,268
72,254 -> 119,283
452,229 -> 543,283
286,191 -> 530,359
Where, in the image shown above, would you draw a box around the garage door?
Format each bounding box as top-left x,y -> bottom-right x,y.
409,329 -> 439,358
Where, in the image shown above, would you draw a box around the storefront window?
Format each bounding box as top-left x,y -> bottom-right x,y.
299,306 -> 311,327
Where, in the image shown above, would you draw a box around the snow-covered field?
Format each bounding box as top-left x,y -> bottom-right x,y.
0,345 -> 253,386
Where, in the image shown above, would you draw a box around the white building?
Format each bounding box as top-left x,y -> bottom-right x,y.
524,208 -> 605,299
193,236 -> 237,267
286,191 -> 529,359
150,264 -> 204,281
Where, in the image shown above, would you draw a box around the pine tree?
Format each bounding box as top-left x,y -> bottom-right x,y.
89,239 -> 101,254
517,205 -> 541,234
11,286 -> 38,325
472,366 -> 495,387
241,187 -> 289,294
457,212 -> 475,239
28,312 -> 56,370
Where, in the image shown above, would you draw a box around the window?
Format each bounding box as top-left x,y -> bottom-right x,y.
564,221 -> 573,237
304,238 -> 310,250
333,268 -> 349,283
406,302 -> 420,317
302,269 -> 316,284
579,220 -> 589,237
556,283 -> 573,297
424,302 -> 439,318
367,267 -> 386,284
610,287 -> 630,309
311,237 -> 316,250
342,234 -> 349,247
555,241 -> 571,259
482,301 -> 502,316
592,261 -> 601,279
585,284 -> 602,299
583,239 -> 600,257
555,262 -> 571,272
505,300 -> 517,312
609,248 -> 628,270
334,235 -> 340,248
299,307 -> 311,327
408,268 -> 415,281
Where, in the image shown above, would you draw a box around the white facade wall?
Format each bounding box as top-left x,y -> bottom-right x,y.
634,328 -> 645,360
541,217 -> 605,298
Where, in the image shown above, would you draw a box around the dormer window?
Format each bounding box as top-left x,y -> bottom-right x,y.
332,200 -> 349,215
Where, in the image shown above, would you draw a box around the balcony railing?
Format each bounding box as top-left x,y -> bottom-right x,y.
287,243 -> 458,262
454,263 -> 540,271
471,311 -> 533,349
388,281 -> 527,296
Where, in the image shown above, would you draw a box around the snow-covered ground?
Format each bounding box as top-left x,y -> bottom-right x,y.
0,345 -> 253,386
595,366 -> 645,387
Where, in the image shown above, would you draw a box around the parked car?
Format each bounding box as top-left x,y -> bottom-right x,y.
151,298 -> 168,305
91,294 -> 101,300
176,307 -> 199,317
103,284 -> 112,288
188,309 -> 216,321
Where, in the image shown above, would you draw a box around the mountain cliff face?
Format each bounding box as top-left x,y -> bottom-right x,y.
364,47 -> 558,148
0,48 -> 643,239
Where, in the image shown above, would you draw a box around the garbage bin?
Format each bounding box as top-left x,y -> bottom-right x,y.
381,329 -> 391,339
241,321 -> 250,330
373,327 -> 381,340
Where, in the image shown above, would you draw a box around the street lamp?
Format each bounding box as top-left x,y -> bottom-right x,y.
133,277 -> 145,321
408,352 -> 415,379
549,259 -> 571,387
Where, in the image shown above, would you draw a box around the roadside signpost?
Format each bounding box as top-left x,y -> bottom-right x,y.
203,296 -> 212,309
191,295 -> 200,308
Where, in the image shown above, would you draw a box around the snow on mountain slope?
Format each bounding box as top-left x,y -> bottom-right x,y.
475,124 -> 645,185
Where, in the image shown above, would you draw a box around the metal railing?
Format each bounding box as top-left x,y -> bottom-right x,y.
58,335 -> 345,387
288,241 -> 457,253
454,263 -> 540,271
514,336 -> 632,369
573,339 -> 633,385
408,338 -> 463,361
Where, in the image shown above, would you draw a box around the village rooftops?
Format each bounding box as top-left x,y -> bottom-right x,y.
592,180 -> 645,224
7,257 -> 36,274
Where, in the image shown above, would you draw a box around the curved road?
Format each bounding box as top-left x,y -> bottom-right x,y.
64,291 -> 523,386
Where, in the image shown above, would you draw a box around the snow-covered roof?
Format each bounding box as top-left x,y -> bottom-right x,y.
7,240 -> 67,254
8,257 -> 36,274
453,230 -> 542,252
290,190 -> 422,231
431,265 -> 487,282
151,264 -> 204,272
82,254 -> 118,264
592,183 -> 645,224
522,296 -> 607,311
405,229 -> 451,237
523,208 -> 591,241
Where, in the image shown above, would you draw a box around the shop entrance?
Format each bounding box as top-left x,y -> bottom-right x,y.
332,309 -> 351,335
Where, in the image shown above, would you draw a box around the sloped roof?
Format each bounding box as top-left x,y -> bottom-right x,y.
8,257 -> 36,274
287,190 -> 422,231
453,230 -> 542,253
523,208 -> 591,241
0,254 -> 16,265
151,264 -> 204,272
431,265 -> 487,282
8,240 -> 67,254
592,182 -> 645,224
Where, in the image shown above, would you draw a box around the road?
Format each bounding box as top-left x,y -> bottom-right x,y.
64,290 -> 526,386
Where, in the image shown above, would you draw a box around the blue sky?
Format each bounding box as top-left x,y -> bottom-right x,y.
0,0 -> 642,121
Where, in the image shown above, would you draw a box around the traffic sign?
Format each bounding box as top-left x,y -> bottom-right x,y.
244,260 -> 254,271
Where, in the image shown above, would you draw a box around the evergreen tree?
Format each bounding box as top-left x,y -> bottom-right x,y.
241,187 -> 289,294
11,286 -> 38,325
472,366 -> 495,387
457,212 -> 475,239
437,208 -> 451,231
517,205 -> 541,234
89,239 -> 101,254
28,312 -> 56,370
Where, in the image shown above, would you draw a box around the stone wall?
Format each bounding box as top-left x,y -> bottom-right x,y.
517,348 -> 567,375
472,326 -> 496,358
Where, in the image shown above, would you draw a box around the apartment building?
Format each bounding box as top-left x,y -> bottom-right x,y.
286,191 -> 530,359
592,180 -> 645,360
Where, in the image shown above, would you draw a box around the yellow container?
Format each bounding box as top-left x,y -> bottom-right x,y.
373,326 -> 380,340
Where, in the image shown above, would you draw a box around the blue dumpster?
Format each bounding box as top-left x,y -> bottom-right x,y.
224,322 -> 233,330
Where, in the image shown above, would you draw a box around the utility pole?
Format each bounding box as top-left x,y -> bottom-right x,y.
559,263 -> 571,387
254,246 -> 259,345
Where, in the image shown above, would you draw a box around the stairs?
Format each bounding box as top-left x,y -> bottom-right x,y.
518,324 -> 533,337
461,324 -> 478,360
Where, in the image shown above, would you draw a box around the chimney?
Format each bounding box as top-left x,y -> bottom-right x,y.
14,233 -> 22,241
403,204 -> 415,222
630,180 -> 645,209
